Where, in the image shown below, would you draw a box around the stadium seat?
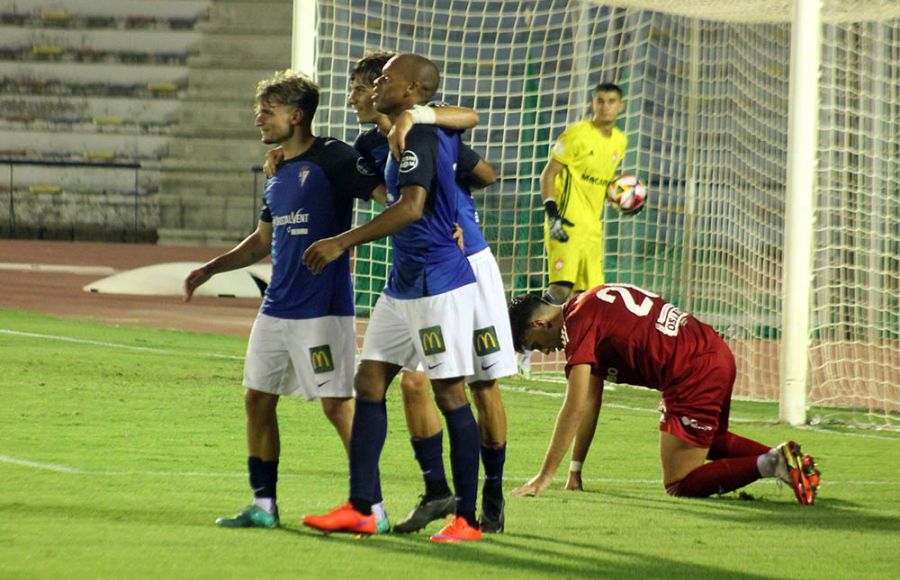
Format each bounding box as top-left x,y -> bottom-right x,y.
40,11 -> 74,27
32,45 -> 66,60
29,184 -> 63,194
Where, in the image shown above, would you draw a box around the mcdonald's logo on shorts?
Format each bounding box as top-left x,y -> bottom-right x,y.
309,345 -> 334,374
419,325 -> 446,356
474,326 -> 500,356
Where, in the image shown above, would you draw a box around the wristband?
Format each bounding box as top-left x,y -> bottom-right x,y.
569,460 -> 583,473
544,198 -> 561,220
408,104 -> 437,125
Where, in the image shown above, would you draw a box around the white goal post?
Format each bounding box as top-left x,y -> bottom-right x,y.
293,0 -> 900,429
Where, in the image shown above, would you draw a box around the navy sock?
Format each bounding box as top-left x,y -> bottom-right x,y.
481,443 -> 506,495
373,466 -> 384,505
412,431 -> 451,499
248,456 -> 278,500
348,398 -> 387,515
443,404 -> 480,517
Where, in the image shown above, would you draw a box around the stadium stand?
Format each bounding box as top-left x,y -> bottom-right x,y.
1,0 -> 292,243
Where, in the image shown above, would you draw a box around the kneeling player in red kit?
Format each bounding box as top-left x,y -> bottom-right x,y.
508,284 -> 820,505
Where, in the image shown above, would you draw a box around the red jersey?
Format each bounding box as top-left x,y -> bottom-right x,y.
562,284 -> 729,392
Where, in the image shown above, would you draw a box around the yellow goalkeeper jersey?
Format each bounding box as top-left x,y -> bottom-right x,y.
549,119 -> 627,239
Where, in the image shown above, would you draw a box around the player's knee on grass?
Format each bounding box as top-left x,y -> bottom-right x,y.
665,480 -> 686,497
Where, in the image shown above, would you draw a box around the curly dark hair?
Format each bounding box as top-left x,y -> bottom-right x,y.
508,293 -> 546,353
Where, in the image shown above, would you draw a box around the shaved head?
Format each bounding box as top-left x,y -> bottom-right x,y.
392,53 -> 440,102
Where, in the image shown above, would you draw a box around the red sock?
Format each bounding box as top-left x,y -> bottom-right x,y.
707,432 -> 770,460
666,456 -> 762,498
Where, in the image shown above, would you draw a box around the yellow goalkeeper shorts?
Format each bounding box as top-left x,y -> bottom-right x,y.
545,235 -> 605,291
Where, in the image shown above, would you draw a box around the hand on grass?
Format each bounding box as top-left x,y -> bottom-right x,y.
564,470 -> 584,491
512,473 -> 552,497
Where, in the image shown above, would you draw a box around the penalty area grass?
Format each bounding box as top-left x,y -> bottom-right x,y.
0,309 -> 898,579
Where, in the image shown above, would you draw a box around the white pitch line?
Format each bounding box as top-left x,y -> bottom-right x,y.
0,455 -> 83,473
0,455 -> 895,486
2,329 -> 898,440
0,329 -> 244,361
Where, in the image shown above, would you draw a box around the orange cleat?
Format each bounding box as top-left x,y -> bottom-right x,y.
776,441 -> 820,506
429,516 -> 482,543
303,502 -> 376,534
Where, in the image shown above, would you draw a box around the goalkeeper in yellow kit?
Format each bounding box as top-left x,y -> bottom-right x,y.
541,82 -> 627,304
521,83 -> 628,491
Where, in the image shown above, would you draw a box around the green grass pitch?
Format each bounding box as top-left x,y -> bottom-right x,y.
1,308 -> 898,579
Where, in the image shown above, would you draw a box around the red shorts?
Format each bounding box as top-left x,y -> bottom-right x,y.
658,348 -> 736,448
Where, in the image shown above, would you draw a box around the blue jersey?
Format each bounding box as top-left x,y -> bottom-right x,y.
384,125 -> 475,298
358,126 -> 489,257
354,127 -> 390,177
259,137 -> 382,318
454,141 -> 489,256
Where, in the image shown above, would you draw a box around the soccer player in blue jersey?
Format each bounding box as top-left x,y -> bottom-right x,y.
302,53 -> 484,542
349,51 -> 514,535
183,70 -> 385,530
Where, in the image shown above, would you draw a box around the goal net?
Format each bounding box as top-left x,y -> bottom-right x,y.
310,0 -> 899,428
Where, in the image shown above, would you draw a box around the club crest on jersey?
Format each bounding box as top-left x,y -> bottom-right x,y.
419,325 -> 446,356
611,153 -> 618,162
554,258 -> 564,271
309,345 -> 334,374
473,326 -> 500,356
298,166 -> 311,187
356,157 -> 376,176
399,151 -> 419,173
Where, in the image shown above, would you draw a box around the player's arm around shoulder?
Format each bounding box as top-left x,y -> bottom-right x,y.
184,221 -> 272,301
388,103 -> 479,159
302,185 -> 425,275
512,364 -> 595,497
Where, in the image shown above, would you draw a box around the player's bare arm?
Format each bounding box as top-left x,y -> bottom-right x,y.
183,221 -> 273,301
370,183 -> 387,206
512,364 -> 594,497
540,158 -> 565,204
303,185 -> 426,274
565,385 -> 605,491
468,159 -> 497,189
388,105 -> 479,159
541,158 -> 574,242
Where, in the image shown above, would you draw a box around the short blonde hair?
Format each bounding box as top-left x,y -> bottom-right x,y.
255,70 -> 319,121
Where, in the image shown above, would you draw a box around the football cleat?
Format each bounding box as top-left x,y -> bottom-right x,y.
776,441 -> 819,506
801,454 -> 821,496
302,502 -> 376,534
430,516 -> 482,543
392,494 -> 455,534
480,491 -> 505,534
215,505 -> 279,529
376,515 -> 391,534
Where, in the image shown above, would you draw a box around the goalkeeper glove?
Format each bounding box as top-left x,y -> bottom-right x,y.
544,199 -> 573,242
